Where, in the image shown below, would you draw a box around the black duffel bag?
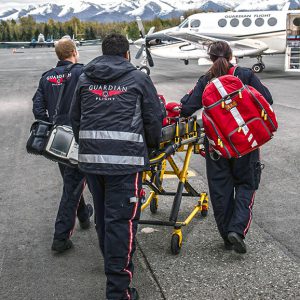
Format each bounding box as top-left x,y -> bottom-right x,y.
26,120 -> 53,155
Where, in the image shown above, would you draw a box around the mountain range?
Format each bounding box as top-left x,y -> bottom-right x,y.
0,0 -> 299,23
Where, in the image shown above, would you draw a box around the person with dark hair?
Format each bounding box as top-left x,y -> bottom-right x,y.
32,38 -> 93,253
70,33 -> 163,300
180,41 -> 273,254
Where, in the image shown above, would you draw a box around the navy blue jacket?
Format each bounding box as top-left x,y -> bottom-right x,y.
32,61 -> 83,125
181,66 -> 273,117
70,55 -> 163,175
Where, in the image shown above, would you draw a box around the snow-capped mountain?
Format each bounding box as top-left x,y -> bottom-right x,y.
0,0 -> 299,22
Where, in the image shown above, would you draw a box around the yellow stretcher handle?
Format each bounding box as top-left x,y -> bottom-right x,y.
193,119 -> 197,132
185,121 -> 189,135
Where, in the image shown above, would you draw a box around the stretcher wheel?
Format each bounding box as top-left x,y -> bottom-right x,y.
201,209 -> 208,217
150,197 -> 158,214
171,234 -> 181,255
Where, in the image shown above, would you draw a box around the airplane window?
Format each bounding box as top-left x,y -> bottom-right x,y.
230,18 -> 239,27
293,18 -> 300,27
179,19 -> 189,28
268,17 -> 277,26
242,18 -> 252,27
218,19 -> 227,28
255,18 -> 264,27
190,19 -> 201,28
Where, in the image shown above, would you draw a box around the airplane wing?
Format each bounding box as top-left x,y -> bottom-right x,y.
0,41 -> 31,45
0,41 -> 54,47
165,31 -> 269,57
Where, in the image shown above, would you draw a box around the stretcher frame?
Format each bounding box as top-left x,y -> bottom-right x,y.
139,116 -> 209,255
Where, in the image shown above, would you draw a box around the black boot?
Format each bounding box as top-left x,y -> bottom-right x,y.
51,239 -> 73,253
228,232 -> 247,254
223,238 -> 233,250
79,203 -> 94,230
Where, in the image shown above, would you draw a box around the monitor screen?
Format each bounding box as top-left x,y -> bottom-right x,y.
49,128 -> 73,157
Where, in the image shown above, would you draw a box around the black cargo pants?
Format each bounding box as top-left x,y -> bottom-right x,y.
54,163 -> 89,240
85,172 -> 142,300
205,140 -> 262,240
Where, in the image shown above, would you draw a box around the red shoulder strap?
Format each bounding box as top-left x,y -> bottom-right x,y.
228,66 -> 238,76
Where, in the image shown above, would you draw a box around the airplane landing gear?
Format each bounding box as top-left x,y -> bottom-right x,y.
252,56 -> 265,73
137,56 -> 151,75
139,65 -> 150,75
252,63 -> 264,73
184,59 -> 189,65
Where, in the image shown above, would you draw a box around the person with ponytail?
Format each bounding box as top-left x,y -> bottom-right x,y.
180,41 -> 273,254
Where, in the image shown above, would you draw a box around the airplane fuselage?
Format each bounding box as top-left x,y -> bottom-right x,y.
178,10 -> 297,54
135,7 -> 300,73
144,9 -> 300,59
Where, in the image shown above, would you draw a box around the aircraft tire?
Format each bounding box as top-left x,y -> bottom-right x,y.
139,66 -> 150,75
252,63 -> 263,73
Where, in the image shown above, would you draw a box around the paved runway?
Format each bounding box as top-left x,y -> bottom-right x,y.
0,45 -> 299,299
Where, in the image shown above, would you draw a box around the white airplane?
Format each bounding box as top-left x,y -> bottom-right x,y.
0,33 -> 55,48
134,1 -> 300,74
0,33 -> 100,48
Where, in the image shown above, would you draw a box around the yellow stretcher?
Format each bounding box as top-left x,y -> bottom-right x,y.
139,116 -> 209,255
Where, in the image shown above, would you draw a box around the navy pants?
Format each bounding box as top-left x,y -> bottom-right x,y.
205,141 -> 262,240
54,163 -> 89,240
85,172 -> 142,300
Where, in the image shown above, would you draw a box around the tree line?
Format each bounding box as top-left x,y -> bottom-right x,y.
0,10 -> 201,42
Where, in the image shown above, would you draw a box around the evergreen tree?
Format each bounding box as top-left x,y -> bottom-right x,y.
0,15 -> 185,42
33,28 -> 40,40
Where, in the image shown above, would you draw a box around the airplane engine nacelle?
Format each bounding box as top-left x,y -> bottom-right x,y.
147,39 -> 161,46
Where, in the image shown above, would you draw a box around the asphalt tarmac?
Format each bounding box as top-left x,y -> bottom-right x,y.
0,45 -> 299,300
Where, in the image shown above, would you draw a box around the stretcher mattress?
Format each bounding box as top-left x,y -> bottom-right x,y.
161,118 -> 203,143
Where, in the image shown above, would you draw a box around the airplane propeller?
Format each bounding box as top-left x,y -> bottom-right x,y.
145,47 -> 154,67
135,17 -> 155,67
136,16 -> 146,38
135,44 -> 145,60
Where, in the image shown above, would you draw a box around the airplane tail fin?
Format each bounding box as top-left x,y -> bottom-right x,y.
282,1 -> 290,11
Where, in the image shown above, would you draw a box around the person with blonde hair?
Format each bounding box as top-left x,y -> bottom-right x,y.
32,38 -> 93,253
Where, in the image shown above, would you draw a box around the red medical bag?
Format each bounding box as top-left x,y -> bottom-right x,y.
158,95 -> 181,126
202,67 -> 278,158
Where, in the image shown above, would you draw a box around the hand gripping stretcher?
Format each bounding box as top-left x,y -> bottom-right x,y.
139,116 -> 209,255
